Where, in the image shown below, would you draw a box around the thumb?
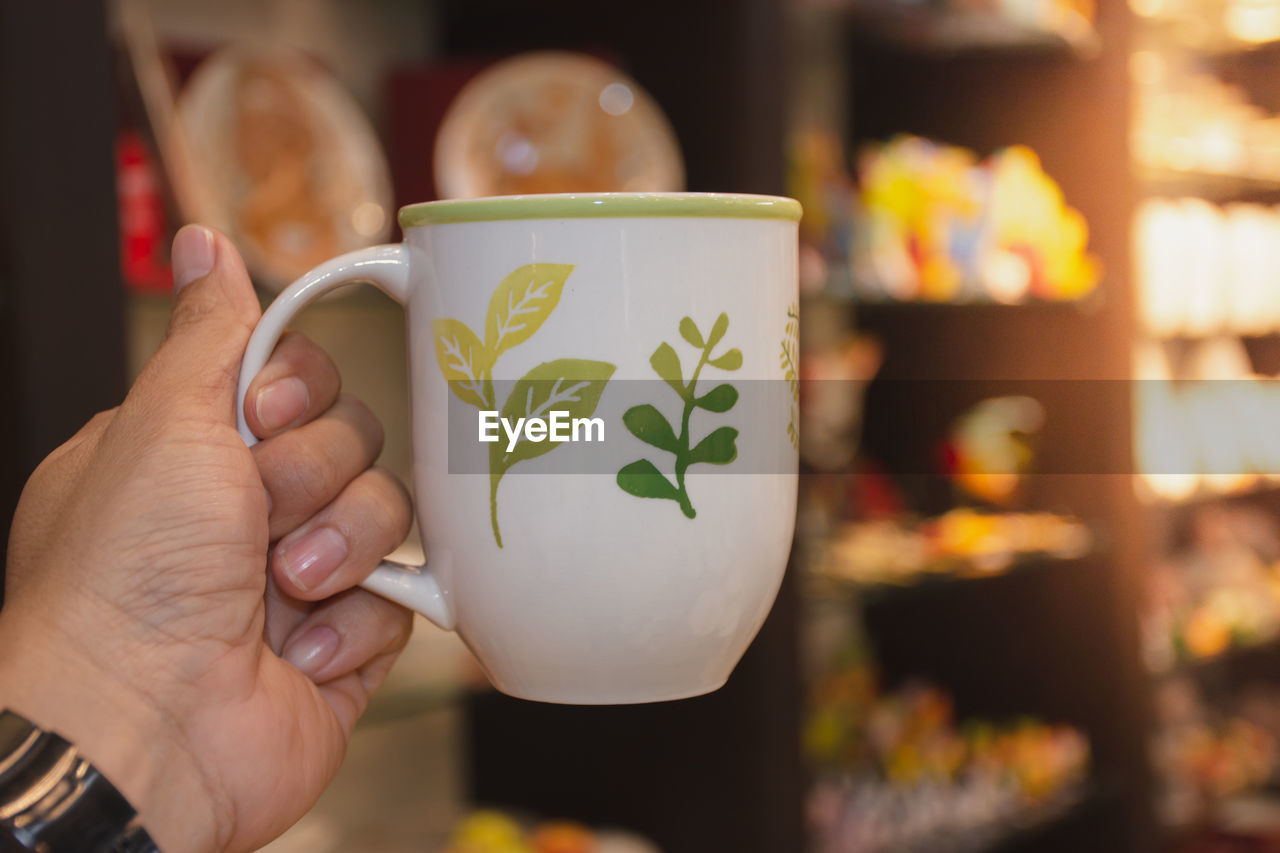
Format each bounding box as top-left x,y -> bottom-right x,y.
133,225 -> 262,417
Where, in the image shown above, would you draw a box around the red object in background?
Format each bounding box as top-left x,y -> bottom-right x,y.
116,129 -> 172,294
846,462 -> 905,519
385,59 -> 492,215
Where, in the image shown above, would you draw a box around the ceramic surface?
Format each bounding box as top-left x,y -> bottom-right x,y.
237,193 -> 799,704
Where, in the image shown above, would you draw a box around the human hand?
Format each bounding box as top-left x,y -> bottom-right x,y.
0,225 -> 414,852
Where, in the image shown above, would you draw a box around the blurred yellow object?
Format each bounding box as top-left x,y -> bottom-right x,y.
1184,609 -> 1233,659
448,811 -> 534,853
945,395 -> 1046,506
859,135 -> 979,301
855,136 -> 1100,302
986,146 -> 1102,300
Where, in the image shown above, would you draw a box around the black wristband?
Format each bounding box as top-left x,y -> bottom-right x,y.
0,710 -> 159,852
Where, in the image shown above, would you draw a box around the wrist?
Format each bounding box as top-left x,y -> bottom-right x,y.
0,709 -> 157,852
0,613 -> 226,853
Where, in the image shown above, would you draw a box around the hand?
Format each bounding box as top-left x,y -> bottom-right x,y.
0,225 -> 414,852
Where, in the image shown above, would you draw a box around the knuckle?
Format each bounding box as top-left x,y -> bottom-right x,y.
384,603 -> 415,652
336,394 -> 385,457
264,448 -> 341,513
280,331 -> 341,391
365,467 -> 412,509
352,469 -> 413,543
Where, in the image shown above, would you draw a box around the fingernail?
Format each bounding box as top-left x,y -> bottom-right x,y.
283,625 -> 339,677
279,526 -> 348,592
255,377 -> 309,431
171,225 -> 215,293
263,489 -> 273,516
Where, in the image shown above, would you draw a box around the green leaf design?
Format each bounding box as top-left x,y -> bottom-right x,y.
616,312 -> 742,519
679,316 -> 704,348
623,404 -> 680,453
432,318 -> 492,409
494,359 -> 616,471
616,459 -> 682,503
708,348 -> 743,371
484,263 -> 573,355
650,342 -> 685,396
688,426 -> 739,466
706,312 -> 730,349
783,304 -> 800,450
434,261 -> 610,548
695,383 -> 738,413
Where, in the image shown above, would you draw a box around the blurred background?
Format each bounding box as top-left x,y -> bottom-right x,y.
11,0 -> 1280,851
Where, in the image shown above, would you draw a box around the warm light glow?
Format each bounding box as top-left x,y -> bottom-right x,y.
351,201 -> 385,237
1227,1 -> 1280,44
1134,343 -> 1199,501
1129,0 -> 1167,17
1130,50 -> 1165,88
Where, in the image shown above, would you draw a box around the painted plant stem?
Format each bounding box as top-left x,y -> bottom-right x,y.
489,479 -> 502,548
673,343 -> 713,517
617,313 -> 741,517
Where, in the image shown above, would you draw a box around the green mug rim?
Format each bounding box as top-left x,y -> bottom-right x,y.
398,192 -> 803,228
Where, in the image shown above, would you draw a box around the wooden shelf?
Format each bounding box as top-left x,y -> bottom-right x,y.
807,553 -> 1089,606
851,295 -> 1099,313
843,4 -> 1100,59
1154,634 -> 1280,688
1135,167 -> 1280,203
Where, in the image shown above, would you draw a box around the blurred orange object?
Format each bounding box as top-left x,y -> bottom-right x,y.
531,822 -> 595,853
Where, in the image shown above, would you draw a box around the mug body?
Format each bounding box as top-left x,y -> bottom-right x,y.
400,193 -> 799,703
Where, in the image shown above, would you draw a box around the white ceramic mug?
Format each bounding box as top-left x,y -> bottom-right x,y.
236,192 -> 800,704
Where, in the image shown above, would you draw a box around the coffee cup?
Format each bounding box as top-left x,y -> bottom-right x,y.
236,192 -> 800,704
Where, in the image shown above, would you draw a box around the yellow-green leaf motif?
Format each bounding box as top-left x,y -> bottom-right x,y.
484,263 -> 573,355
432,318 -> 492,409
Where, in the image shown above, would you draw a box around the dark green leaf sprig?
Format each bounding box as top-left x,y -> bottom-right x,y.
617,313 -> 741,518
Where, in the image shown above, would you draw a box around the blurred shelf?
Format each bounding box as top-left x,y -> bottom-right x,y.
806,553 -> 1088,606
809,777 -> 1097,853
1135,167 -> 1280,202
1139,479 -> 1280,511
1133,14 -> 1280,58
1158,790 -> 1280,850
849,296 -> 1098,313
841,4 -> 1100,58
1152,633 -> 1280,686
987,780 -> 1119,853
1138,329 -> 1280,343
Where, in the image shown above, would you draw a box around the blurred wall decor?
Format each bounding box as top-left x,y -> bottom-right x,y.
433,51 -> 684,199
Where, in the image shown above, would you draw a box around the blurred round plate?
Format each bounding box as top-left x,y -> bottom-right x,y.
434,51 -> 684,199
178,45 -> 393,291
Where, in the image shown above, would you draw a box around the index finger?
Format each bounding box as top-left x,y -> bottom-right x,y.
242,331 -> 343,440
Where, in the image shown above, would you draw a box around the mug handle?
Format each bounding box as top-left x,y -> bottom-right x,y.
235,243 -> 456,631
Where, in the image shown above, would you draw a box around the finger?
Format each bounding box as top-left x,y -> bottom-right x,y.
129,225 -> 261,419
252,394 -> 384,539
270,467 -> 412,599
280,587 -> 413,691
242,332 -> 342,440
